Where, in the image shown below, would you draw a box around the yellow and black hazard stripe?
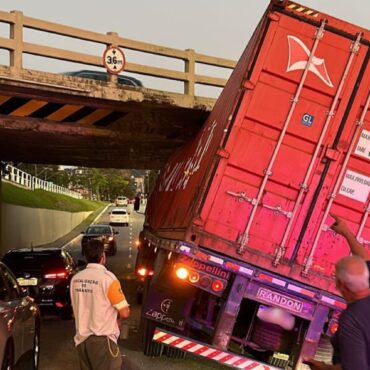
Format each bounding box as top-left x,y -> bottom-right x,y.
286,2 -> 319,18
0,95 -> 127,127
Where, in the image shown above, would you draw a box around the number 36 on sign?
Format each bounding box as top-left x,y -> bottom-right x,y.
103,46 -> 126,74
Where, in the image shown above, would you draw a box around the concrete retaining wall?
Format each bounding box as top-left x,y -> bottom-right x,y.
1,203 -> 92,250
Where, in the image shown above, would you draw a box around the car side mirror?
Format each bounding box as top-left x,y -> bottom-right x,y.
108,212 -> 111,215
115,231 -> 119,235
81,231 -> 85,234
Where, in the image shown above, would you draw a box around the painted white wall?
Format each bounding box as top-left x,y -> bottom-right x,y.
0,203 -> 92,250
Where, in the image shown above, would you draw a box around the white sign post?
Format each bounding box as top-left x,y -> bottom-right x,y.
103,46 -> 125,74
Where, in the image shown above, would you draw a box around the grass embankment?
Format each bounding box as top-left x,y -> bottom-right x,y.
1,182 -> 106,212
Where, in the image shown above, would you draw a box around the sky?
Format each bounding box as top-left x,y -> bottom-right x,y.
0,1 -> 369,96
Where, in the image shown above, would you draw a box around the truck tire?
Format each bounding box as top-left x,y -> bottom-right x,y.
252,320 -> 294,353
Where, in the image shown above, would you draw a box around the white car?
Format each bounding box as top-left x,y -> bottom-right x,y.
115,196 -> 128,207
109,208 -> 130,226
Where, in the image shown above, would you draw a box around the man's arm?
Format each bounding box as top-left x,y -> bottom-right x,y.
107,279 -> 130,319
330,215 -> 370,261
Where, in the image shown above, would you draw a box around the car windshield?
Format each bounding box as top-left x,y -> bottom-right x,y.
86,226 -> 111,234
3,253 -> 65,275
112,211 -> 127,215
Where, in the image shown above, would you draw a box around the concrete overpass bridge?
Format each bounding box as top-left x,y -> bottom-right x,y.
0,10 -> 236,169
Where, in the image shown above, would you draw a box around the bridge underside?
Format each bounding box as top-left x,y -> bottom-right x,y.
0,68 -> 213,169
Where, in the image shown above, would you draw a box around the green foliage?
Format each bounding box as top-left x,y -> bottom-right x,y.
1,182 -> 105,212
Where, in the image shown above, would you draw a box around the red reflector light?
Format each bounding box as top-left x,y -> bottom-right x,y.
175,267 -> 189,280
212,279 -> 224,293
199,275 -> 212,288
329,322 -> 339,335
189,272 -> 200,283
55,302 -> 64,308
44,271 -> 67,279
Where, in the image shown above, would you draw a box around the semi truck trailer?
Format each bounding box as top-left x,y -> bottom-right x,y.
136,1 -> 370,368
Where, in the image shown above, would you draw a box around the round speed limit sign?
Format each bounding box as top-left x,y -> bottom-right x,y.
103,46 -> 126,74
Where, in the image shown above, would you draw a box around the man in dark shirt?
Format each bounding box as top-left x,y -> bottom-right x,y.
306,216 -> 370,370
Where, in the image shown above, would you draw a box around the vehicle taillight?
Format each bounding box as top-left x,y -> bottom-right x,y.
175,266 -> 189,280
189,271 -> 200,283
199,275 -> 212,288
328,321 -> 339,335
137,268 -> 153,277
212,279 -> 224,293
44,271 -> 67,279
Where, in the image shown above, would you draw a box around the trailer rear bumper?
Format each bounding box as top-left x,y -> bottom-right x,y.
153,328 -> 280,370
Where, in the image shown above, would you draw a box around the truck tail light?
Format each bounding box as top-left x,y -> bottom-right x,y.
189,272 -> 200,283
175,266 -> 189,280
211,279 -> 224,293
199,275 -> 212,288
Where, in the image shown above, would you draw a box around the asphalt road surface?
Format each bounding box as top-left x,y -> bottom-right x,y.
37,203 -> 225,370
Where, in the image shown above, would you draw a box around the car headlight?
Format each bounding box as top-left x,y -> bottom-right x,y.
108,236 -> 114,241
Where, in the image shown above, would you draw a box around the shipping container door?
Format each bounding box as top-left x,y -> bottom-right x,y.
201,11 -> 368,277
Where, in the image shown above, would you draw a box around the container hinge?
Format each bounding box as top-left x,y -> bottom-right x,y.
192,217 -> 204,227
262,203 -> 293,218
268,11 -> 280,22
324,147 -> 341,161
243,79 -> 255,90
350,33 -> 362,54
272,245 -> 286,267
302,255 -> 313,276
217,148 -> 230,159
237,233 -> 248,255
226,190 -> 256,205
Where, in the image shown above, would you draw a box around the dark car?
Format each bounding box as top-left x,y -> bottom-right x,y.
81,224 -> 118,256
63,70 -> 143,87
0,262 -> 40,369
2,248 -> 81,319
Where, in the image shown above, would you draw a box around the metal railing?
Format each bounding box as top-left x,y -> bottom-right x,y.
0,10 -> 236,97
1,164 -> 82,199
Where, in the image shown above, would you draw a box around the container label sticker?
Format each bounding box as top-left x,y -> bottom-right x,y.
339,169 -> 370,203
354,129 -> 370,160
256,287 -> 303,313
301,113 -> 314,127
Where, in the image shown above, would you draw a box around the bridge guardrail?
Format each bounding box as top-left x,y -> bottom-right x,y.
0,10 -> 236,97
1,163 -> 82,199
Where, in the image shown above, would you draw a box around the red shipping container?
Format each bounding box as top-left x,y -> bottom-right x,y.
146,1 -> 370,296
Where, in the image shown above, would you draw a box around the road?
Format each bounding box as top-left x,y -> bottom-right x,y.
38,203 -> 143,370
37,203 -> 225,370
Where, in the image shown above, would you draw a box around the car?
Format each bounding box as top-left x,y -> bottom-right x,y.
0,262 -> 40,369
81,224 -> 118,256
109,208 -> 130,226
63,70 -> 143,87
2,248 -> 81,320
115,196 -> 128,207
